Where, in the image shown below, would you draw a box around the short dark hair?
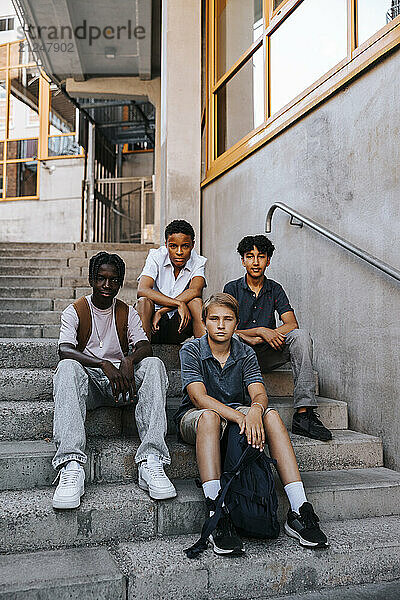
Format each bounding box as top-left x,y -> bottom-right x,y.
202,293 -> 239,322
237,235 -> 275,259
88,252 -> 126,286
164,219 -> 195,242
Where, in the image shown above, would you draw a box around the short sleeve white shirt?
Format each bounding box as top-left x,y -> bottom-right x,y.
58,295 -> 148,367
138,246 -> 207,317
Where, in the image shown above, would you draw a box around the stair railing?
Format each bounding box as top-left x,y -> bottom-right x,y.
265,202 -> 400,283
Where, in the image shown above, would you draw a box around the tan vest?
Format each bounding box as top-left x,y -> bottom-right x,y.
72,296 -> 129,356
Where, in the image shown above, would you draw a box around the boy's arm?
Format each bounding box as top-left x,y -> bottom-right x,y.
236,311 -> 299,350
154,276 -> 206,316
58,343 -> 131,400
186,381 -> 243,424
137,275 -> 184,309
241,382 -> 270,451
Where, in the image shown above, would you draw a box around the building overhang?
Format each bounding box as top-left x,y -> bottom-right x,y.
12,0 -> 160,83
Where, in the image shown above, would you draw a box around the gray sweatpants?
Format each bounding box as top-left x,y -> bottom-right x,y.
52,356 -> 170,470
253,328 -> 317,410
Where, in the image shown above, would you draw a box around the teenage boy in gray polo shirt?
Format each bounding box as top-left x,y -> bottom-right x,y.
175,293 -> 327,556
223,235 -> 331,442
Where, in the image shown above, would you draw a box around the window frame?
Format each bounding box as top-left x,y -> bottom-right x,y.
203,0 -> 400,185
0,40 -> 84,201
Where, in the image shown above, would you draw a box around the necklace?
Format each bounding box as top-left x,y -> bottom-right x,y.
90,301 -> 114,349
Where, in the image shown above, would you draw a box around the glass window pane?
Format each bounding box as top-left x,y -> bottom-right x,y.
0,75 -> 6,139
274,0 -> 286,9
216,0 -> 263,79
358,1 -> 394,47
49,85 -> 76,134
216,45 -> 264,156
9,66 -> 40,139
0,163 -> 3,197
0,45 -> 7,67
270,0 -> 347,116
7,138 -> 38,159
0,141 -> 3,160
6,161 -> 38,197
9,41 -> 34,67
48,135 -> 81,156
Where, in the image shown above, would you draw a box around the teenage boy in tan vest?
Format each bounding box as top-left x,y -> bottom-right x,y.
52,251 -> 176,510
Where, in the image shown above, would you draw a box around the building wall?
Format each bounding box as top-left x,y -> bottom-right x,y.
0,158 -> 84,241
202,48 -> 400,471
122,151 -> 154,177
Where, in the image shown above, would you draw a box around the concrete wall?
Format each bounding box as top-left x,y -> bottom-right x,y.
202,48 -> 400,471
0,158 -> 84,242
122,151 -> 154,177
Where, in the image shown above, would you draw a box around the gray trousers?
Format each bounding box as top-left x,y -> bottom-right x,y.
52,356 -> 170,470
253,328 -> 317,410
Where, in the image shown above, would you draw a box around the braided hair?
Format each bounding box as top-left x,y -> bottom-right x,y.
88,252 -> 126,286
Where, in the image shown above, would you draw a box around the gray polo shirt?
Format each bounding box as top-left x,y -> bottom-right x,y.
174,334 -> 265,427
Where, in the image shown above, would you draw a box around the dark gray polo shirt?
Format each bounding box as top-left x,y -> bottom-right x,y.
223,276 -> 293,330
174,334 -> 264,427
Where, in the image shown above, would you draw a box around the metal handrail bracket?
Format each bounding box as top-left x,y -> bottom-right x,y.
266,202 -> 400,283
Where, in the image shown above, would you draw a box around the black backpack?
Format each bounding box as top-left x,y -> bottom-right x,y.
185,423 -> 280,558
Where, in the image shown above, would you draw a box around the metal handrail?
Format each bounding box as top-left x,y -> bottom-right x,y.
265,202 -> 400,283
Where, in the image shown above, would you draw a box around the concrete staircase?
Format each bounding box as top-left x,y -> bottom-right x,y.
0,243 -> 399,599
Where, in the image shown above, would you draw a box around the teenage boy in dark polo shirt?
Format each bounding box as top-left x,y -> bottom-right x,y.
223,235 -> 331,442
175,293 -> 328,556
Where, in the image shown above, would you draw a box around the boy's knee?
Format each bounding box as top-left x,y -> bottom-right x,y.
198,410 -> 221,430
289,328 -> 312,346
55,359 -> 84,376
139,355 -> 166,375
264,408 -> 282,426
187,297 -> 203,314
136,297 -> 154,313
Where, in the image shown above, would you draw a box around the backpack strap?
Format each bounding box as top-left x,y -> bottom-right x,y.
115,299 -> 129,356
73,297 -> 129,355
73,297 -> 91,352
184,436 -> 262,559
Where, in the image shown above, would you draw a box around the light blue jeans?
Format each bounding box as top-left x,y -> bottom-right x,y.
52,356 -> 170,469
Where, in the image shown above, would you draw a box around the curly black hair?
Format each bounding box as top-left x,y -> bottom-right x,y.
237,235 -> 275,259
88,252 -> 125,286
164,219 -> 195,242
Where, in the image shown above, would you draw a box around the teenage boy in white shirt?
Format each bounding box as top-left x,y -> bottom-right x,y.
52,251 -> 176,510
137,220 -> 207,343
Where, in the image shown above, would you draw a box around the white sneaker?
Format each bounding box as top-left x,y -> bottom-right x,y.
52,460 -> 85,509
138,454 -> 177,500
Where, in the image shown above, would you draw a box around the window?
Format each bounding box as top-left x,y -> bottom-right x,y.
216,44 -> 264,156
216,0 -> 263,79
6,161 -> 38,197
9,66 -> 40,139
270,0 -> 347,115
357,0 -> 394,46
48,135 -> 81,157
7,138 -> 38,160
203,0 -> 400,182
0,18 -> 14,32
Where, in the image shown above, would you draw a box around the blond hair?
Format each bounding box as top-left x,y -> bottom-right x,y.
202,293 -> 239,322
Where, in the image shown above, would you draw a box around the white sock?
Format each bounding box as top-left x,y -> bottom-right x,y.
202,479 -> 221,501
284,481 -> 307,514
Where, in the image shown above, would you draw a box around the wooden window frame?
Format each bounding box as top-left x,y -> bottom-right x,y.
0,41 -> 84,201
203,0 -> 400,187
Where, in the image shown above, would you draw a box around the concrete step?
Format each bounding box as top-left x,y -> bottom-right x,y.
0,287 -> 75,299
0,257 -> 68,267
1,468 -> 399,554
0,266 -> 82,276
257,581 -> 400,600
0,546 -> 125,599
0,249 -> 86,258
0,430 -> 382,491
0,402 -> 122,442
62,276 -> 138,288
0,324 -> 59,338
0,311 -> 61,325
0,242 -> 75,250
0,481 -> 155,553
0,340 -> 182,369
110,515 -> 400,599
0,297 -> 54,311
0,275 -> 61,287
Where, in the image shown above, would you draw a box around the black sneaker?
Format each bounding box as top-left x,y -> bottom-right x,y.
292,408 -> 332,441
285,502 -> 328,548
207,501 -> 244,556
